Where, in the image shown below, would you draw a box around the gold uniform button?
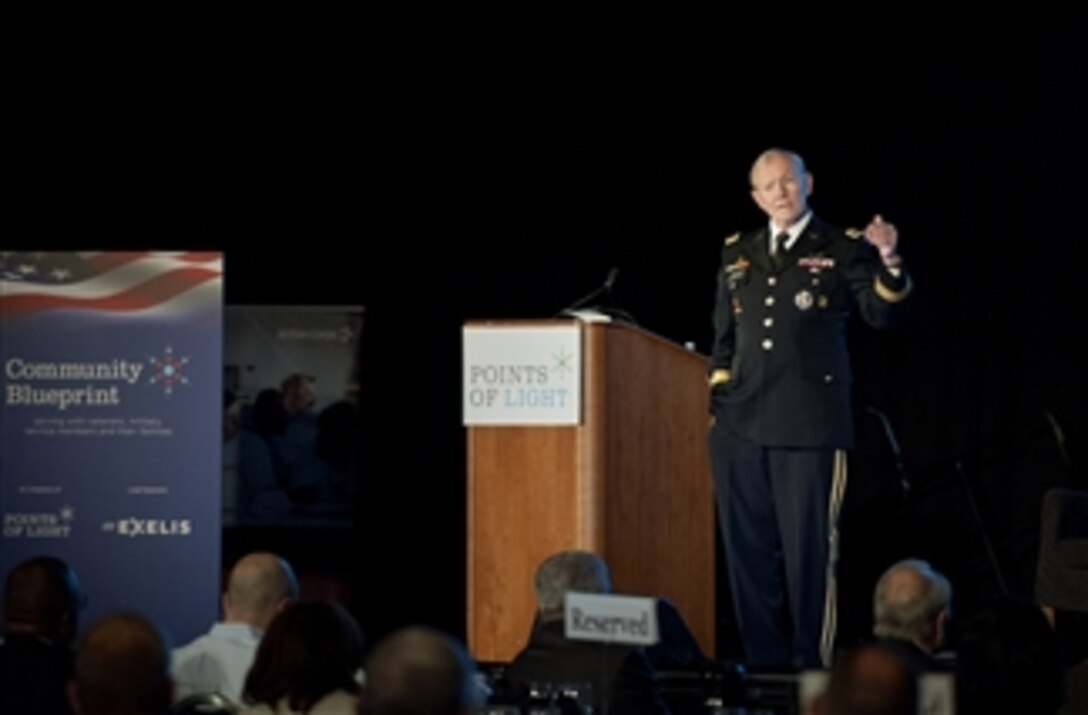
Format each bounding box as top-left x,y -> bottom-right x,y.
762,339 -> 774,351
763,317 -> 773,328
824,374 -> 834,383
765,296 -> 775,307
768,276 -> 777,287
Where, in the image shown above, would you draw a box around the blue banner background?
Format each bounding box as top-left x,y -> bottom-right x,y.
1,253 -> 222,644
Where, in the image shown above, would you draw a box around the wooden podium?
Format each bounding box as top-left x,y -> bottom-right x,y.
466,319 -> 715,662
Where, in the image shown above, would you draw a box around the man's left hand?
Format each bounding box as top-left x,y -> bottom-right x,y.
864,214 -> 899,260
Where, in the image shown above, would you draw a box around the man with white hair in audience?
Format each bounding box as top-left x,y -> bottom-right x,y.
872,558 -> 952,675
506,550 -> 669,714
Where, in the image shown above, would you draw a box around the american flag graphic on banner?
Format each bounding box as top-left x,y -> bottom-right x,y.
0,251 -> 222,319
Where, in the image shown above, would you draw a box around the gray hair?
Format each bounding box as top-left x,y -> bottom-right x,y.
749,148 -> 808,186
873,559 -> 952,645
534,550 -> 611,618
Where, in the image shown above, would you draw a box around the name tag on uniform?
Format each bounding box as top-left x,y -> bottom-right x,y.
798,256 -> 835,271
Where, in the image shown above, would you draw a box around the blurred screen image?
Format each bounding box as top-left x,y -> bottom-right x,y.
223,305 -> 363,529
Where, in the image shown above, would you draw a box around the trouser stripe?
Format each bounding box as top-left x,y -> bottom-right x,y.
820,448 -> 848,667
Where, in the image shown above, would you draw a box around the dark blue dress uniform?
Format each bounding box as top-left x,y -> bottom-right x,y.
707,215 -> 911,668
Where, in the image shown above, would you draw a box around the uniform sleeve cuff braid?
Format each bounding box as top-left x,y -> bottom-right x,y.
873,273 -> 913,303
708,369 -> 732,387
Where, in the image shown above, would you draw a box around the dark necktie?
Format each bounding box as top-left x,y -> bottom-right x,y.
771,231 -> 790,270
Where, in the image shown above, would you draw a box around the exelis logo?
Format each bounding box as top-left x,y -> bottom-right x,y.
101,517 -> 192,538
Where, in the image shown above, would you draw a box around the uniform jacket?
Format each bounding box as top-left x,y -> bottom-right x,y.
709,216 -> 911,448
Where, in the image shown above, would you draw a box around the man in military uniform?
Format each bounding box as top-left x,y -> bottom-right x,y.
708,148 -> 911,669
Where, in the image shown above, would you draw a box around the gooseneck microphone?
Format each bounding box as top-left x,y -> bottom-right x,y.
560,267 -> 620,315
558,267 -> 637,324
603,266 -> 619,294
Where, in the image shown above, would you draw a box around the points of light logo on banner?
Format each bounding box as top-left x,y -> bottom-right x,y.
3,505 -> 76,539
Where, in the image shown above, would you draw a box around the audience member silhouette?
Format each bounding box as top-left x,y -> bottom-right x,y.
314,400 -> 360,501
505,550 -> 669,714
67,611 -> 173,715
223,389 -> 245,519
811,644 -> 917,715
1063,657 -> 1088,715
646,596 -> 711,672
360,626 -> 481,715
278,373 -> 320,501
956,597 -> 1062,715
172,552 -> 298,704
1,555 -> 85,715
871,559 -> 952,675
287,399 -> 359,505
240,601 -> 364,715
228,388 -> 291,522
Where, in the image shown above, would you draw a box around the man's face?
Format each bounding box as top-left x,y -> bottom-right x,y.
284,380 -> 316,415
750,152 -> 812,229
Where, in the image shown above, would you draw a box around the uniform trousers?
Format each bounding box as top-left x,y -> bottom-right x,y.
708,418 -> 846,668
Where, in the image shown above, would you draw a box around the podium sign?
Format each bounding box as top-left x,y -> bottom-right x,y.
462,324 -> 581,426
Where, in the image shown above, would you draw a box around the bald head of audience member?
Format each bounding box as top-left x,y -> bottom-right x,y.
223,552 -> 298,631
4,555 -> 85,644
68,612 -> 173,715
872,559 -> 951,654
534,550 -> 611,623
361,626 -> 481,715
814,645 -> 916,715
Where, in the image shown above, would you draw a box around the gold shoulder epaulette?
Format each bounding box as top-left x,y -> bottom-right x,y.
724,232 -> 741,246
845,227 -> 863,240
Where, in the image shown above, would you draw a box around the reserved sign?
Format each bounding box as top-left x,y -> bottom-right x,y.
564,592 -> 659,647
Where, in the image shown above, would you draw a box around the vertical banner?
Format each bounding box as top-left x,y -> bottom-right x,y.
0,251 -> 222,644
